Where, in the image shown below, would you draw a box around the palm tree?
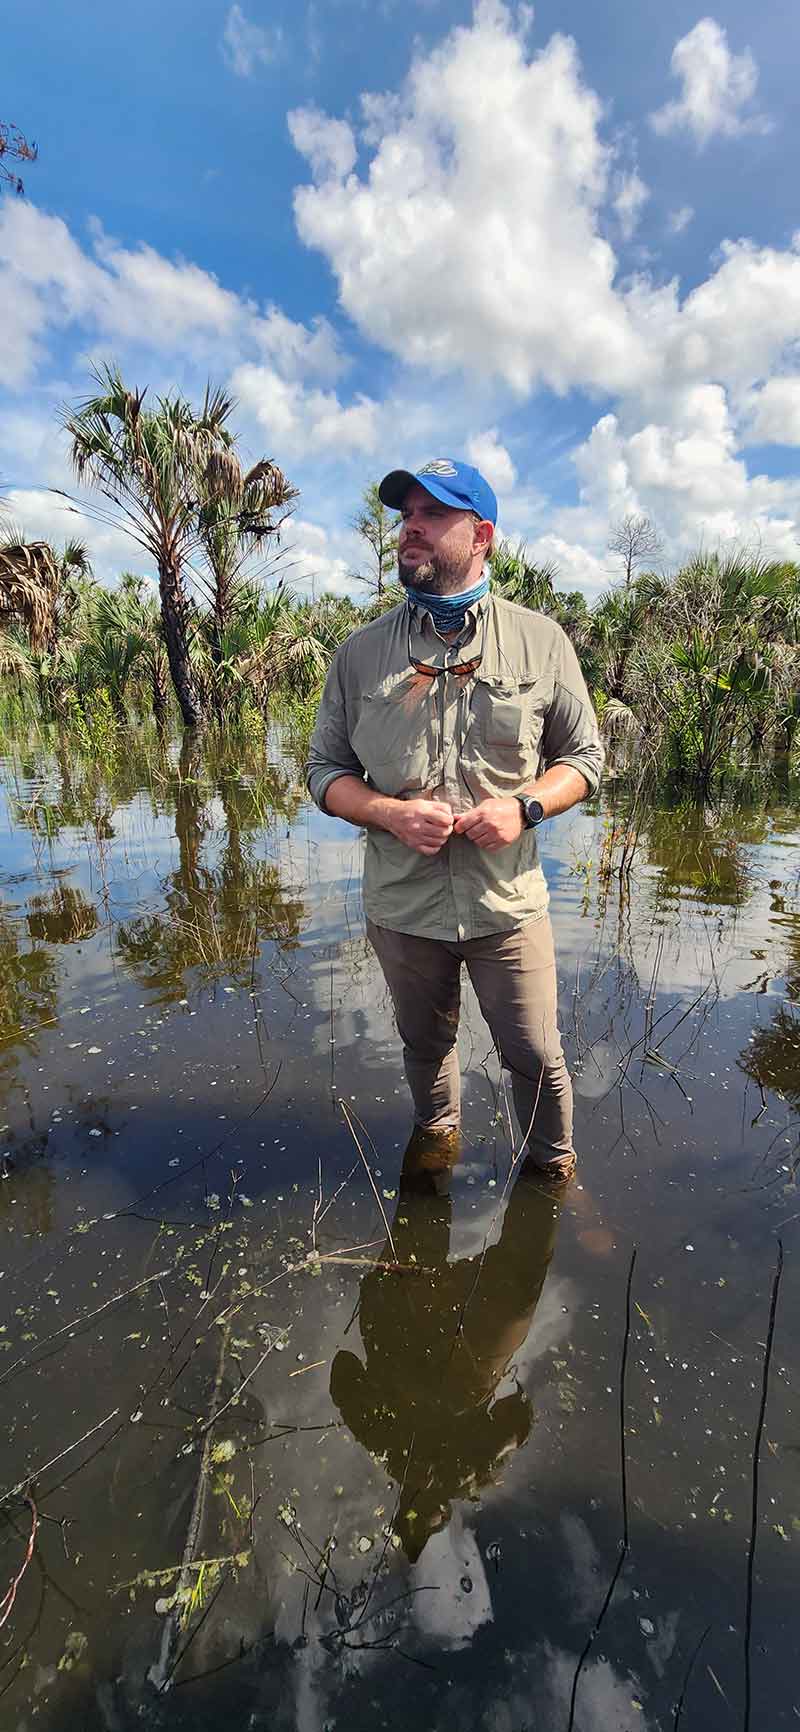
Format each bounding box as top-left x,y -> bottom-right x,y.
64,366 -> 258,727
116,574 -> 171,726
251,594 -> 356,699
490,542 -> 559,612
195,454 -> 298,701
0,530 -> 90,655
81,591 -> 147,722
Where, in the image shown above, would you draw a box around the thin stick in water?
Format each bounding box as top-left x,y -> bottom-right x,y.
673,1623 -> 711,1730
0,1494 -> 39,1631
339,1100 -> 398,1263
744,1239 -> 784,1732
566,1245 -> 637,1732
1,1408 -> 120,1504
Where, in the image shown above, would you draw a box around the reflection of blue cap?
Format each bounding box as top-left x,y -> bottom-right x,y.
378,459 -> 498,526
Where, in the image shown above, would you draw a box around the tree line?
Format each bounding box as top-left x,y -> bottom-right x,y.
1,367 -> 798,794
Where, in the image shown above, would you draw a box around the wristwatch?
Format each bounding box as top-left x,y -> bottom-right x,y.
517,795 -> 545,829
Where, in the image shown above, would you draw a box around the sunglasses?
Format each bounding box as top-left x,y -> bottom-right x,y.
406,612 -> 485,681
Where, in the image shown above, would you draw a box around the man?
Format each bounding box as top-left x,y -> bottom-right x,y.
307,459 -> 603,1181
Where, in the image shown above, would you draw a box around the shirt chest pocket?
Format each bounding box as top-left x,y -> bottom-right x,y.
469,675 -> 551,774
351,671 -> 439,795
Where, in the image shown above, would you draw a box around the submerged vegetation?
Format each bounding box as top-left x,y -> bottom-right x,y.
1,369 -> 798,793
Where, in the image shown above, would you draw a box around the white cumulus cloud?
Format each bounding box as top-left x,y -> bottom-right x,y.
230,362 -> 379,459
282,518 -> 355,597
466,430 -> 517,494
564,386 -> 800,566
290,4 -> 648,396
745,377 -> 800,447
650,18 -> 770,148
288,108 -> 357,182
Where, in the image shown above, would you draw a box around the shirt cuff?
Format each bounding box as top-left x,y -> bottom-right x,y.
545,752 -> 603,796
308,767 -> 359,812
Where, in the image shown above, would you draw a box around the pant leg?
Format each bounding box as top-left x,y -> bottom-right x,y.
366,920 -> 462,1129
463,916 -> 574,1166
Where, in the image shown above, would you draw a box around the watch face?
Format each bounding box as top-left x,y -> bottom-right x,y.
524,798 -> 544,827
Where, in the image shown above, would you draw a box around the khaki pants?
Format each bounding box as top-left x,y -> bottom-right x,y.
366,916 -> 574,1167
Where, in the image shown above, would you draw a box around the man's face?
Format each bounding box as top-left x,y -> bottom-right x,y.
397,483 -> 488,594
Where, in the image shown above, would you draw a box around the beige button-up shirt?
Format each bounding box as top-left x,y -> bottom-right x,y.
307,592 -> 604,941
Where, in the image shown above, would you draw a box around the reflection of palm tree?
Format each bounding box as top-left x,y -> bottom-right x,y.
116,740 -> 306,1001
330,1146 -> 563,1562
0,909 -> 60,1109
643,802 -> 768,909
739,913 -> 800,1113
27,884 -> 99,945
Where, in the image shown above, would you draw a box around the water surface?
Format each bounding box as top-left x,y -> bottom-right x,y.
0,733 -> 798,1730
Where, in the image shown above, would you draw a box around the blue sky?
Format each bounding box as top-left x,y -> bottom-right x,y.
2,0 -> 799,596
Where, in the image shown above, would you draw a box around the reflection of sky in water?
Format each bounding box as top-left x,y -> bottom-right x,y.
0,745 -> 798,1730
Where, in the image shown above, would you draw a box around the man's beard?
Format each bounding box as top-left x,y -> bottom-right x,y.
398,548 -> 474,595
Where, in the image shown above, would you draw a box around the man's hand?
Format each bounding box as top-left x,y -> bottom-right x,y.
453,797 -> 523,852
388,798 -> 454,856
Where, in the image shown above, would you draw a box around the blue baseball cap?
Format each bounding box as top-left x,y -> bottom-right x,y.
378,458 -> 498,526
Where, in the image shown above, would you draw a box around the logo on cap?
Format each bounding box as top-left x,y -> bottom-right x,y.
418,460 -> 457,477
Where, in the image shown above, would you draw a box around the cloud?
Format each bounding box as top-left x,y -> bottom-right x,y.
656,237 -> 800,404
221,4 -> 283,78
667,205 -> 694,236
0,407 -> 71,490
281,517 -> 355,597
745,377 -> 800,447
288,107 -> 357,181
466,429 -> 517,493
253,306 -> 346,382
526,533 -> 610,595
1,0 -> 798,602
613,169 -> 649,241
4,488 -> 151,583
0,200 -> 356,398
281,2 -> 800,583
0,202 -> 246,384
650,18 -> 770,148
290,4 -> 648,396
562,387 -> 800,565
230,362 -> 378,459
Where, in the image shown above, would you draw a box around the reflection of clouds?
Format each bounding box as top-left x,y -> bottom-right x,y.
559,1512 -> 613,1621
572,1039 -> 620,1099
419,1639 -> 657,1731
542,1643 -> 652,1731
410,1510 -> 493,1650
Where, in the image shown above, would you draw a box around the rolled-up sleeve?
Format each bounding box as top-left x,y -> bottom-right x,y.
541,628 -> 604,794
306,643 -> 365,811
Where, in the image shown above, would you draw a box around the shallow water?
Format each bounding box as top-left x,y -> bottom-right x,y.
0,732 -> 798,1731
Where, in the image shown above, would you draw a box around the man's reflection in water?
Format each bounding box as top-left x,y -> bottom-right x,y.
330,1130 -> 564,1562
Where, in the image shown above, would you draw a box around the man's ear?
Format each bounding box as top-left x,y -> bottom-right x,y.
473,518 -> 494,557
